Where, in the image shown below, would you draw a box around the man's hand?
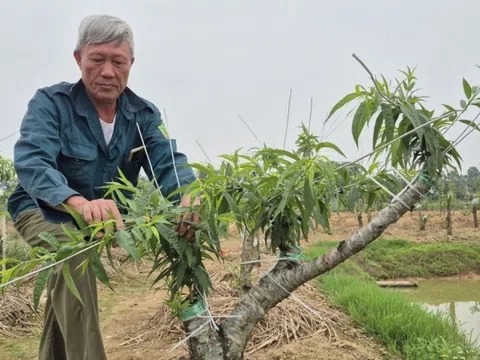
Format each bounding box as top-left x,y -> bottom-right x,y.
176,195 -> 200,241
64,196 -> 125,231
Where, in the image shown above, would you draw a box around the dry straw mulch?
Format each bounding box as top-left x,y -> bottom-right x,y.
120,249 -> 346,356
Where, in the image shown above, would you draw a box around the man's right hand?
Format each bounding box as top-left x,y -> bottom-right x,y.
64,196 -> 125,230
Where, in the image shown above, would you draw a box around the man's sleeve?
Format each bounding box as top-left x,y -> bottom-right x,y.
140,106 -> 196,199
14,89 -> 80,210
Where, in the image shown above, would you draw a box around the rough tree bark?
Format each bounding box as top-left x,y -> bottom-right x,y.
357,212 -> 363,228
184,180 -> 429,360
239,231 -> 260,294
446,194 -> 453,236
473,202 -> 478,229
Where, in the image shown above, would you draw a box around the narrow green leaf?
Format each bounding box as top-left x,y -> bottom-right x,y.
460,119 -> 480,132
400,103 -> 425,139
352,101 -> 372,147
62,204 -> 89,233
326,92 -> 360,121
315,142 -> 346,157
463,78 -> 472,99
382,104 -> 395,145
33,266 -> 52,312
62,262 -> 84,306
88,250 -> 112,290
155,223 -> 183,256
38,232 -> 60,251
372,112 -> 384,148
175,261 -> 186,289
115,230 -> 140,261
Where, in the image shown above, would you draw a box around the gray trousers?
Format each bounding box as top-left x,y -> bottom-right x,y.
14,208 -> 106,360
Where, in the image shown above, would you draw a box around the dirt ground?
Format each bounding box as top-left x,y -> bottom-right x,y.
1,209 -> 473,360
326,209 -> 480,243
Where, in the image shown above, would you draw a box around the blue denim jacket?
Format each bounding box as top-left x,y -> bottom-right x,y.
8,80 -> 196,223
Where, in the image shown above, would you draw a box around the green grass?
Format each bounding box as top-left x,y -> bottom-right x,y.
307,239 -> 480,279
306,241 -> 480,360
319,273 -> 478,359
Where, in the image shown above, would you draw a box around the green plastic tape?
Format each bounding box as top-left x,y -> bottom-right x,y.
280,245 -> 309,262
179,299 -> 206,322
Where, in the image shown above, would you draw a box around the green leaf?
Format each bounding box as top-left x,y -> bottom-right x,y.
326,92 -> 360,121
175,261 -> 187,289
382,104 -> 395,145
460,99 -> 467,109
303,178 -> 315,221
115,230 -> 140,261
460,119 -> 480,132
372,112 -> 384,148
400,103 -> 425,140
62,204 -> 89,234
156,223 -> 183,256
88,250 -> 112,290
38,232 -> 60,251
352,101 -> 372,147
62,262 -> 84,306
463,78 -> 472,99
33,266 -> 52,312
315,142 -> 346,157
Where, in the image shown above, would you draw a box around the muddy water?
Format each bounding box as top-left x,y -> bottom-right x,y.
398,279 -> 480,343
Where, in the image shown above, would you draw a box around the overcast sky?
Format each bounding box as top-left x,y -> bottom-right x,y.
1,0 -> 479,172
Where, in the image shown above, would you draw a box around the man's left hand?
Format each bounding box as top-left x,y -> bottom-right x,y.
176,195 -> 201,241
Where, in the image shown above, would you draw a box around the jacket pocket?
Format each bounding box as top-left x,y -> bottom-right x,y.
58,140 -> 98,197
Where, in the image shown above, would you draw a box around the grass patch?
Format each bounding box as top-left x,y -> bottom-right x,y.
318,273 -> 479,359
307,239 -> 480,279
306,241 -> 480,359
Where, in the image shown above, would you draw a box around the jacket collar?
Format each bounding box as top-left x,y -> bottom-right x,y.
68,79 -> 151,120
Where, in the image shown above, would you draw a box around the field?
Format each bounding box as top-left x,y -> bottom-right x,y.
0,209 -> 479,359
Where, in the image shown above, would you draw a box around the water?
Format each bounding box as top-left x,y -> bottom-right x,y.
398,279 -> 480,343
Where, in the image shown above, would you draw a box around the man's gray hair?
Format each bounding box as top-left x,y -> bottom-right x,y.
75,14 -> 134,56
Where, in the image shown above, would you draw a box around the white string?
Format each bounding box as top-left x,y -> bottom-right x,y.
0,240 -> 101,290
367,174 -> 411,210
169,320 -> 211,352
162,108 -> 182,191
391,168 -> 424,197
136,122 -> 161,191
195,286 -> 219,331
240,257 -> 292,265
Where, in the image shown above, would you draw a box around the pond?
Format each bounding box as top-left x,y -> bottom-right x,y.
398,278 -> 480,344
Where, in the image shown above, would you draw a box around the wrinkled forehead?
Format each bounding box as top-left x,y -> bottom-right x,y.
78,40 -> 133,59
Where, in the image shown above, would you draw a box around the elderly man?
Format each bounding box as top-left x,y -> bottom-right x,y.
8,14 -> 197,360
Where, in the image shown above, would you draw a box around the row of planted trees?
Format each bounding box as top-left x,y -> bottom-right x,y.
1,56 -> 480,359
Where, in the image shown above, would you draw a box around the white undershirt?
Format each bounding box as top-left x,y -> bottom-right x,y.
99,116 -> 116,146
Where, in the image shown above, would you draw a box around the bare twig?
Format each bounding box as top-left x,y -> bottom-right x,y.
283,89 -> 293,149
308,97 -> 314,132
196,140 -> 213,164
237,114 -> 263,146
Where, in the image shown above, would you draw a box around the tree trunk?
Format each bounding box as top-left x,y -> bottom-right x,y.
473,204 -> 478,229
183,180 -> 429,359
447,195 -> 453,236
418,210 -> 425,231
240,231 -> 260,295
357,212 -> 363,228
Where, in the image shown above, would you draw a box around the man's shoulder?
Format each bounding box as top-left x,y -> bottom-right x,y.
122,87 -> 160,116
36,81 -> 75,97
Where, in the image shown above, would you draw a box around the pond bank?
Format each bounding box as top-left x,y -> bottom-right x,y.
306,239 -> 480,360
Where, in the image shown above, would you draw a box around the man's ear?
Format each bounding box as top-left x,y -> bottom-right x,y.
73,50 -> 82,68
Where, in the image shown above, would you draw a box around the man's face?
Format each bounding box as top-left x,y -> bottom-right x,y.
74,40 -> 134,104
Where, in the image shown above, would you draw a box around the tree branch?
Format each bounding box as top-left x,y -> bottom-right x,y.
217,179 -> 429,358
